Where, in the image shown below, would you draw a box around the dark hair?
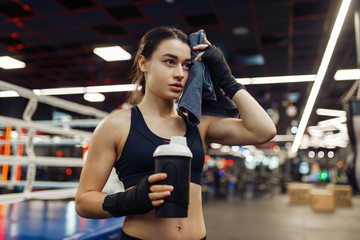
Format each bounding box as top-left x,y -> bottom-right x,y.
127,26 -> 189,105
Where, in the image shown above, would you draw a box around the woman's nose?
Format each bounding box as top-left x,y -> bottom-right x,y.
174,64 -> 184,79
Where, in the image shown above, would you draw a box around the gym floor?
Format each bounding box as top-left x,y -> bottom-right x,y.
203,193 -> 360,240
1,192 -> 359,240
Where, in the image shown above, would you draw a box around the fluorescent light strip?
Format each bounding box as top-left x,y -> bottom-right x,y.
290,0 -> 352,154
0,74 -> 315,98
271,135 -> 295,142
317,116 -> 347,127
33,87 -> 85,96
238,74 -> 316,85
83,92 -> 105,102
0,84 -> 137,97
316,108 -> 346,117
0,90 -> 19,97
0,56 -> 26,69
93,46 -> 132,61
86,84 -> 137,93
334,68 -> 360,80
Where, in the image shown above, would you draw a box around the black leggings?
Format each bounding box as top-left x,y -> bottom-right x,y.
119,229 -> 207,240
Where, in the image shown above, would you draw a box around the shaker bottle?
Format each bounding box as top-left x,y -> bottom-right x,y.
153,136 -> 193,218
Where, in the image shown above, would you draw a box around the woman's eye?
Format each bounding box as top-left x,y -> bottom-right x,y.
183,62 -> 191,70
165,59 -> 174,65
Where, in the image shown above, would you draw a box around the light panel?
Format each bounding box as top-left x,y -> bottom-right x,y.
93,46 -> 132,61
334,69 -> 360,80
0,56 -> 26,69
290,0 -> 352,155
238,74 -> 316,85
316,108 -> 346,117
83,92 -> 105,102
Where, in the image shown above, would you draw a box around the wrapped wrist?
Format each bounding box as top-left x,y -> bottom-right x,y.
221,81 -> 245,99
102,176 -> 154,217
202,45 -> 245,98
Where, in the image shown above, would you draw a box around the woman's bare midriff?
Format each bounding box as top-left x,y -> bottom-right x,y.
122,183 -> 206,240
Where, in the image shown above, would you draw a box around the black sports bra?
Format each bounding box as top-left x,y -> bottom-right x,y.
114,106 -> 205,189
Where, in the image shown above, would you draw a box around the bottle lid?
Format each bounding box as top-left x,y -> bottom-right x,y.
153,136 -> 193,158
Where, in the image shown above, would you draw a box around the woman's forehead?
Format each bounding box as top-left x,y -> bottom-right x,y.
155,39 -> 191,59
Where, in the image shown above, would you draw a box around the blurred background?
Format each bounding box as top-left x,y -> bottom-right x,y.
0,0 -> 359,239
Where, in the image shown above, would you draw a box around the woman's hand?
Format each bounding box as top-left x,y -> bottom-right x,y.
148,173 -> 173,207
193,38 -> 211,61
193,38 -> 244,99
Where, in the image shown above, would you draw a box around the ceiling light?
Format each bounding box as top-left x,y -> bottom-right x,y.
290,0 -> 352,155
33,87 -> 85,96
210,143 -> 222,149
316,108 -> 346,117
0,90 -> 19,97
334,69 -> 360,80
327,151 -> 335,158
93,46 -> 132,61
0,74 -> 316,98
317,116 -> 347,128
83,92 -> 105,102
232,26 -> 249,36
86,84 -> 137,93
271,135 -> 295,142
0,56 -> 26,69
238,54 -> 264,65
238,74 -> 316,85
0,84 -> 138,97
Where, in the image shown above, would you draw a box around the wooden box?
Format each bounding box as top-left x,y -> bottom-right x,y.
326,184 -> 352,206
310,189 -> 335,212
287,183 -> 313,204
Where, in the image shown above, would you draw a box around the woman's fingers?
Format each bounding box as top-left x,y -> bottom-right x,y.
151,199 -> 165,207
148,185 -> 173,207
194,52 -> 204,61
149,190 -> 171,201
192,38 -> 211,50
150,184 -> 173,192
193,43 -> 209,50
148,173 -> 167,183
147,173 -> 173,206
193,38 -> 212,61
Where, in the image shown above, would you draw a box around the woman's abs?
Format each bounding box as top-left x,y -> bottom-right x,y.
122,184 -> 206,240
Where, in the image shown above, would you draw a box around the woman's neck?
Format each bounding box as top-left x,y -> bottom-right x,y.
138,97 -> 177,118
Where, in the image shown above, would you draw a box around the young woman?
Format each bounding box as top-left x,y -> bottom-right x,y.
75,27 -> 276,240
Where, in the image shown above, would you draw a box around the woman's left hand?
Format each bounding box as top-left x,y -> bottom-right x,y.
193,38 -> 211,61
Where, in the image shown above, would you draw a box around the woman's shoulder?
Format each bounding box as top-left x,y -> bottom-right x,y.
95,107 -> 132,133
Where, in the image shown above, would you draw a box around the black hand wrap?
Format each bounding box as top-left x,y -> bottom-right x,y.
102,176 -> 154,217
202,45 -> 245,99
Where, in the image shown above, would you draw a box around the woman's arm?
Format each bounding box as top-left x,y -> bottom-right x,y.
75,110 -> 173,219
75,113 -> 122,218
194,41 -> 276,147
203,89 -> 276,146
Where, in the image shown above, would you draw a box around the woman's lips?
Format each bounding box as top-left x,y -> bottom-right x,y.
170,83 -> 183,92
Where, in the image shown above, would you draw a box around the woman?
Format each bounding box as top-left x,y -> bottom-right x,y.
75,26 -> 276,240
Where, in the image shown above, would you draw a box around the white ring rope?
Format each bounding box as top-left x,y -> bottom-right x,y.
0,80 -> 109,118
23,97 -> 38,121
0,115 -> 93,138
0,188 -> 78,204
0,81 -> 110,202
24,127 -> 36,193
0,156 -> 84,167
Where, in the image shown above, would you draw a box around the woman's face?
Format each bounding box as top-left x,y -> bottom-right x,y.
141,39 -> 191,100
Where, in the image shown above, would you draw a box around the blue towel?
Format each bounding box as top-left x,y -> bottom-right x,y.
178,29 -> 239,126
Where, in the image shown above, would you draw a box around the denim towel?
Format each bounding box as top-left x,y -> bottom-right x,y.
178,29 -> 239,126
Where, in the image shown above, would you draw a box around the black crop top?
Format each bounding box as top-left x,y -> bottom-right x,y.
114,106 -> 205,189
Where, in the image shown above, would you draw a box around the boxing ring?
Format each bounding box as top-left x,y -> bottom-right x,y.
0,80 -> 124,239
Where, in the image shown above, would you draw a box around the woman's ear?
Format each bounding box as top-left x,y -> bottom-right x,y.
138,55 -> 147,72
